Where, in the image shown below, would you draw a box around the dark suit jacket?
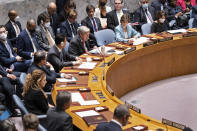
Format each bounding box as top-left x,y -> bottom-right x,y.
0,65 -> 8,77
60,20 -> 80,42
68,35 -> 91,57
36,25 -> 55,51
45,107 -> 73,131
192,5 -> 197,27
37,11 -> 58,34
107,10 -> 129,31
81,17 -> 102,34
57,10 -> 68,25
164,5 -> 183,21
151,21 -> 169,33
95,121 -> 122,131
47,45 -> 75,73
17,29 -> 40,59
24,88 -> 48,115
5,20 -> 22,46
0,40 -> 17,68
151,0 -> 169,13
27,64 -> 58,84
133,6 -> 156,27
56,0 -> 69,14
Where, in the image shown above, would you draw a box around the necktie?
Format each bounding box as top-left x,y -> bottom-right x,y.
92,18 -> 98,32
4,41 -> 15,70
145,9 -> 153,23
60,51 -> 64,62
5,41 -> 14,58
31,35 -> 38,52
70,24 -> 76,37
83,42 -> 88,53
45,28 -> 54,47
14,23 -> 20,36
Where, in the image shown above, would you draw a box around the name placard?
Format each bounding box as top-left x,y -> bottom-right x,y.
107,57 -> 115,66
124,47 -> 136,54
125,101 -> 141,114
143,41 -> 155,47
162,118 -> 185,130
106,85 -> 114,96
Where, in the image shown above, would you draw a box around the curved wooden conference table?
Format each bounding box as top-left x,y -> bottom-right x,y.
52,30 -> 197,131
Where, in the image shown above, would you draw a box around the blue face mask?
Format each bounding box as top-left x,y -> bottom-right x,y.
142,3 -> 148,9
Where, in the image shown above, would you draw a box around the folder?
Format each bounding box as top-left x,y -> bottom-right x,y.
82,114 -> 107,126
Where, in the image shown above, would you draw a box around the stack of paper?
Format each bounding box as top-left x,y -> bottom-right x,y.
133,37 -> 150,45
78,62 -> 97,70
57,77 -> 77,82
71,92 -> 100,106
75,110 -> 100,117
167,29 -> 187,34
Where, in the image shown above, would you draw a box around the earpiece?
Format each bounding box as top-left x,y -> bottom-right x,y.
61,42 -> 64,46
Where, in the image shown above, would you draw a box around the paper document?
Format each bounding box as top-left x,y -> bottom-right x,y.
78,62 -> 97,69
75,110 -> 100,117
167,29 -> 187,34
132,126 -> 145,130
89,46 -> 114,54
71,92 -> 84,102
57,77 -> 77,82
79,100 -> 100,106
133,37 -> 149,45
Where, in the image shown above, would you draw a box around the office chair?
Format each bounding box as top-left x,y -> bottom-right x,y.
94,29 -> 116,46
141,23 -> 152,35
12,94 -> 47,131
189,18 -> 194,28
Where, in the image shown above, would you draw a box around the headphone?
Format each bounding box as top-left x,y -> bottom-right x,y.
61,42 -> 64,46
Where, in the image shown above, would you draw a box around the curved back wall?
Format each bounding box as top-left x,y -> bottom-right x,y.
0,0 -> 153,28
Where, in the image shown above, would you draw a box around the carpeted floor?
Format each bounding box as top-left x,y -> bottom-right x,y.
121,73 -> 197,131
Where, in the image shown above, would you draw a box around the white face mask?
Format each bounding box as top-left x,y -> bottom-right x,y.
159,18 -> 165,23
142,3 -> 148,9
14,16 -> 20,21
44,22 -> 50,28
0,33 -> 7,41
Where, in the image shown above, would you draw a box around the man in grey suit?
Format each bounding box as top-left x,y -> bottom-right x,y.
45,91 -> 73,131
36,12 -> 55,51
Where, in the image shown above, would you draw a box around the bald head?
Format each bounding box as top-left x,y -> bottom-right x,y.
8,10 -> 18,21
26,19 -> 36,34
47,2 -> 56,16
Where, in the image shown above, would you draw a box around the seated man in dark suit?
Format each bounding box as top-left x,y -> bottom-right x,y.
17,19 -> 41,60
68,26 -> 96,57
36,12 -> 55,51
0,25 -> 31,72
0,64 -> 23,116
81,4 -> 102,47
37,2 -> 58,35
45,91 -> 73,131
107,0 -> 130,31
151,0 -> 169,13
95,104 -> 130,131
47,34 -> 81,73
133,0 -> 155,32
5,10 -> 22,47
60,9 -> 79,42
28,51 -> 72,91
164,0 -> 184,29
